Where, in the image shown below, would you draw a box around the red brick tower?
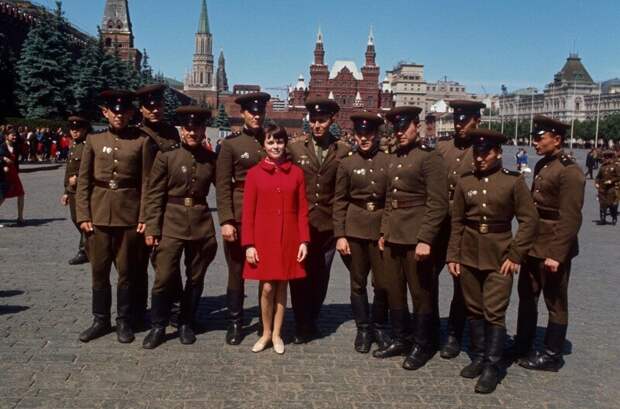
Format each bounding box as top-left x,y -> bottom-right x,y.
309,27 -> 329,99
360,27 -> 380,109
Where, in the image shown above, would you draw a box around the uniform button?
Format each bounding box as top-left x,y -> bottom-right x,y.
371,181 -> 375,184
484,178 -> 489,182
192,178 -> 196,182
115,137 -> 119,141
534,201 -> 538,205
482,203 -> 487,207
394,176 -> 399,181
535,189 -> 540,193
372,193 -> 377,197
482,189 -> 487,194
452,171 -> 457,175
369,169 -> 373,173
456,158 -> 461,162
483,216 -> 488,220
314,202 -> 318,206
315,193 -> 319,197
114,159 -> 118,164
114,147 -> 119,151
397,164 -> 402,168
393,189 -> 398,193
316,184 -> 320,188
450,184 -> 455,189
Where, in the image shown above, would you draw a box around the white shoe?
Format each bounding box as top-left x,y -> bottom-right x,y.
251,338 -> 271,353
273,337 -> 285,355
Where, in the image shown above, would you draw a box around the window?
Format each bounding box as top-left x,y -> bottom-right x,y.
105,38 -> 112,47
116,20 -> 122,29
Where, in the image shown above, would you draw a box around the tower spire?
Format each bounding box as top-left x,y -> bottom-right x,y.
313,27 -> 325,66
317,26 -> 323,43
365,26 -> 376,67
198,0 -> 210,34
368,25 -> 374,46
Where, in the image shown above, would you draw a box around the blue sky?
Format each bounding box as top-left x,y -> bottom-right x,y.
40,0 -> 620,94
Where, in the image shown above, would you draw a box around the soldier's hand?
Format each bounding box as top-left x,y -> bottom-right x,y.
136,223 -> 146,234
222,224 -> 238,242
246,247 -> 259,265
297,243 -> 308,262
69,175 -> 77,187
447,262 -> 460,277
544,258 -> 560,273
336,238 -> 351,256
378,236 -> 385,252
60,194 -> 69,206
500,259 -> 520,276
145,236 -> 159,247
80,221 -> 94,234
414,242 -> 431,261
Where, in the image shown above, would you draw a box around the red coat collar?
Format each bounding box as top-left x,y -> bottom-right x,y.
259,158 -> 292,173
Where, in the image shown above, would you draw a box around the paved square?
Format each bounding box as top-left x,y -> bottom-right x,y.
1,146 -> 618,409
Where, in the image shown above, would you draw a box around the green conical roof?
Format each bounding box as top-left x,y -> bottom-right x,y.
197,0 -> 210,34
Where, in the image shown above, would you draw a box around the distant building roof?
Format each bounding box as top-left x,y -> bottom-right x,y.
602,78 -> 620,94
554,53 -> 594,85
330,60 -> 363,81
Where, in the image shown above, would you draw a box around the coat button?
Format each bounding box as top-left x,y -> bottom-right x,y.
482,189 -> 487,194
482,203 -> 487,207
484,178 -> 489,182
456,158 -> 461,162
276,187 -> 281,193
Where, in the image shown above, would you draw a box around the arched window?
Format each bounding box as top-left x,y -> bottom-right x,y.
105,38 -> 112,47
107,20 -> 113,28
116,20 -> 122,29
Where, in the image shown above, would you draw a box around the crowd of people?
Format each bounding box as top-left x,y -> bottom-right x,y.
42,83 -> 594,398
2,82 -> 618,396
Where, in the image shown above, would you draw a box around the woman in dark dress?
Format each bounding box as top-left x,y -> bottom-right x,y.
0,127 -> 25,225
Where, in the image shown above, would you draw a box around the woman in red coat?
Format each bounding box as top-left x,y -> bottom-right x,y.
242,125 -> 310,355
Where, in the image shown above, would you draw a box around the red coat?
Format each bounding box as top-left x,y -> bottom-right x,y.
242,158 -> 310,281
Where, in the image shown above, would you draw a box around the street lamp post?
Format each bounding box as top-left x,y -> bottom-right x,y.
570,74 -> 578,150
529,88 -> 535,146
595,81 -> 602,148
514,95 -> 520,146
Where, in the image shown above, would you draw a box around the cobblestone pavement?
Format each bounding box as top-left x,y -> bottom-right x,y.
1,147 -> 618,409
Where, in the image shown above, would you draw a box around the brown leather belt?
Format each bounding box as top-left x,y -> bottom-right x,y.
537,208 -> 559,221
351,199 -> 385,212
168,196 -> 207,207
233,181 -> 245,189
390,198 -> 426,209
94,179 -> 137,190
464,219 -> 511,234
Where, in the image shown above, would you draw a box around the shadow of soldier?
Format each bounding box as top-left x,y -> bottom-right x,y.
0,290 -> 25,297
0,305 -> 29,315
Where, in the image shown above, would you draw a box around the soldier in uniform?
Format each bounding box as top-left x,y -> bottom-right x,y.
514,115 -> 585,371
447,129 -> 538,394
142,106 -> 218,349
373,106 -> 448,371
76,90 -> 154,344
333,112 -> 391,353
135,84 -> 181,326
60,116 -> 91,265
435,100 -> 486,359
595,150 -> 619,225
288,98 -> 351,343
216,92 -> 270,345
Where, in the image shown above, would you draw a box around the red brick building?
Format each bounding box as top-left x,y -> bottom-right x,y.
290,27 -> 393,130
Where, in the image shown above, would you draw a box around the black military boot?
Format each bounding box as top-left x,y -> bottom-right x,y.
460,319 -> 486,378
79,287 -> 112,342
68,250 -> 88,265
169,275 -> 184,329
142,293 -> 169,349
371,289 -> 392,351
441,290 -> 465,359
116,288 -> 135,344
225,289 -> 244,345
351,294 -> 373,353
611,205 -> 618,225
403,314 -> 435,370
519,323 -> 566,372
178,286 -> 203,345
475,324 -> 505,394
510,312 -> 537,360
599,207 -> 607,225
373,310 -> 411,359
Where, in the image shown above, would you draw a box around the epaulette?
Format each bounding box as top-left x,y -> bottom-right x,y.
419,143 -> 434,152
559,154 -> 575,166
225,131 -> 240,140
501,168 -> 520,176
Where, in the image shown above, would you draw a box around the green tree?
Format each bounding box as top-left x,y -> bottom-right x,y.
71,39 -> 105,119
16,1 -> 74,119
163,88 -> 182,123
329,123 -> 342,138
302,118 -> 310,134
140,49 -> 154,85
213,104 -> 230,130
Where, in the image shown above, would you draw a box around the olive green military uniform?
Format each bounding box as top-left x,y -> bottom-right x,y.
288,133 -> 351,332
381,142 -> 448,353
333,146 -> 390,343
144,144 -> 218,330
215,128 -> 265,324
64,136 -> 87,255
448,166 -> 538,327
516,150 -> 585,359
76,127 -> 154,324
595,159 -> 620,223
435,137 -> 475,344
132,121 -> 181,321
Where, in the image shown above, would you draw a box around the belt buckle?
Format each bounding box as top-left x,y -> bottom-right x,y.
366,202 -> 376,212
391,199 -> 399,209
108,180 -> 118,190
184,197 -> 194,207
479,224 -> 489,234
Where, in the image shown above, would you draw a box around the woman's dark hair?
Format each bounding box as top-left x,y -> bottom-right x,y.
261,124 -> 288,146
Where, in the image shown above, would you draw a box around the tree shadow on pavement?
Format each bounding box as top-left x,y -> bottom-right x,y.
0,218 -> 65,227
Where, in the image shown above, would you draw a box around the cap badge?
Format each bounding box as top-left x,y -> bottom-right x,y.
181,166 -> 188,173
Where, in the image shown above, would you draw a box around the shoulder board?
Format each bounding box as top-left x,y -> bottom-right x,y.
559,155 -> 575,166
225,132 -> 240,140
419,143 -> 434,152
501,168 -> 521,176
461,170 -> 475,177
